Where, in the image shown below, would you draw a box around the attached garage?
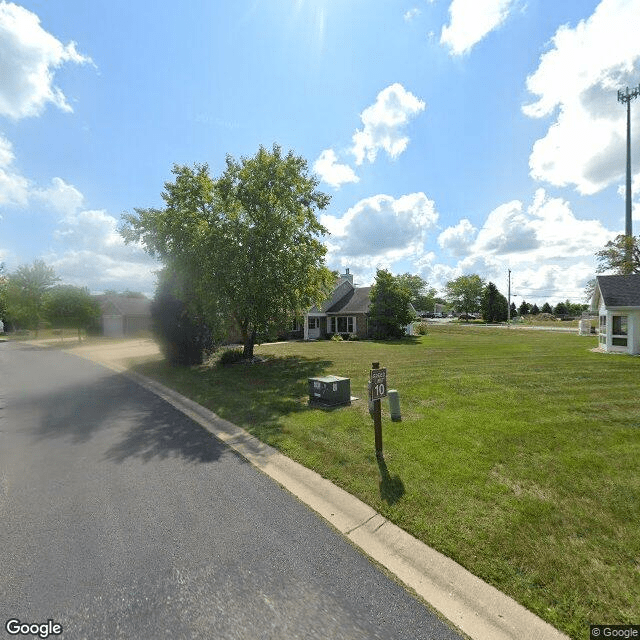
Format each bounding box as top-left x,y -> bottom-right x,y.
96,294 -> 152,338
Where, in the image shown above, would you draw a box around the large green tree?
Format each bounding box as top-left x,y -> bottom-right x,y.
395,272 -> 443,312
481,282 -> 508,323
121,144 -> 334,359
596,234 -> 640,275
44,285 -> 101,341
445,274 -> 485,317
368,269 -> 415,339
6,260 -> 59,334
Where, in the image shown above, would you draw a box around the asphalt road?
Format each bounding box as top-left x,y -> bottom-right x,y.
0,342 -> 464,640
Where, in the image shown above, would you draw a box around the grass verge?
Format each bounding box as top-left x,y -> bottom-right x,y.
132,326 -> 640,639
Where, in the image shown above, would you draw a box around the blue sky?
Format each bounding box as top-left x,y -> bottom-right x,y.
0,0 -> 639,305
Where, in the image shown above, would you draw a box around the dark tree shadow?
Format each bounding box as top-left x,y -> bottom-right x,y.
377,456 -> 406,505
19,369 -> 225,465
132,355 -> 335,445
103,399 -> 227,464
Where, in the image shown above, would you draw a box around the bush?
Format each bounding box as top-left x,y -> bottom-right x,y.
415,322 -> 429,335
330,333 -> 343,341
151,291 -> 212,366
218,348 -> 244,366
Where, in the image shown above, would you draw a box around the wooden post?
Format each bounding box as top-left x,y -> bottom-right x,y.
372,362 -> 383,459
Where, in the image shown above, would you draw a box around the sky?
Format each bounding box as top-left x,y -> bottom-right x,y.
0,0 -> 639,306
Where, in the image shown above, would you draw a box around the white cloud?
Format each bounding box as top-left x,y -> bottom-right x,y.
47,207 -> 158,293
523,0 -> 640,194
471,189 -> 614,262
0,2 -> 92,119
440,0 -> 515,56
33,177 -> 84,215
322,192 -> 438,265
438,218 -> 477,257
351,83 -> 426,165
0,133 -> 29,206
404,8 -> 420,22
313,149 -> 359,188
43,249 -> 158,294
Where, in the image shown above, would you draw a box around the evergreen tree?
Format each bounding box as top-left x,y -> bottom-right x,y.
481,282 -> 508,322
553,301 -> 568,316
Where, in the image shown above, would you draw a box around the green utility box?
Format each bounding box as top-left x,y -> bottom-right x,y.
308,376 -> 351,406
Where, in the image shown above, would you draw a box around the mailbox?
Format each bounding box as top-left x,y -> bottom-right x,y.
308,376 -> 351,406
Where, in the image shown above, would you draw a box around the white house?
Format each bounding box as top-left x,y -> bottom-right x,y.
590,274 -> 640,355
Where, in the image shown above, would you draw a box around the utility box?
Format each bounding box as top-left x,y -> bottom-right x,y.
308,376 -> 351,406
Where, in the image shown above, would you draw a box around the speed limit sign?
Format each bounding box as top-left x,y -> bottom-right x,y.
370,368 -> 387,401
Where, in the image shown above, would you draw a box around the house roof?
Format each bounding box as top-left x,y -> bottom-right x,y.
95,294 -> 151,317
326,286 -> 372,315
594,274 -> 640,308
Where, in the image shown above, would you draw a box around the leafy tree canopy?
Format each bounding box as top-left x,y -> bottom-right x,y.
368,269 -> 415,339
445,274 -> 485,316
44,285 -> 101,339
5,260 -> 59,333
121,144 -> 334,359
394,272 -> 442,313
596,234 -> 640,275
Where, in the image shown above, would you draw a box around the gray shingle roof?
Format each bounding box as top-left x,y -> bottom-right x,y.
96,294 -> 151,317
596,274 -> 640,307
326,286 -> 372,315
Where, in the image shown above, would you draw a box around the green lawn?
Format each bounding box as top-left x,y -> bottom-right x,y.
132,326 -> 640,640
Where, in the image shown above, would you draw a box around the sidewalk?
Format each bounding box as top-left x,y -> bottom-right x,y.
67,338 -> 570,640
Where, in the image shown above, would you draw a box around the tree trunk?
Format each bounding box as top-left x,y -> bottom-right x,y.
242,329 -> 256,360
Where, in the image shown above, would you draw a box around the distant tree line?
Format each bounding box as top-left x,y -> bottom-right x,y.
0,260 -> 100,338
442,274 -> 588,322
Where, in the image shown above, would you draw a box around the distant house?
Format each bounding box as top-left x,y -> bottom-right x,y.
304,269 -> 371,340
95,294 -> 152,338
590,274 -> 640,355
303,269 -> 415,340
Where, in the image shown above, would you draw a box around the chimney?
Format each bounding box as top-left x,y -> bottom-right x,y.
341,268 -> 354,285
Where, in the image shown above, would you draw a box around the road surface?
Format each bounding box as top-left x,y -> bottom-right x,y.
0,341 -> 464,640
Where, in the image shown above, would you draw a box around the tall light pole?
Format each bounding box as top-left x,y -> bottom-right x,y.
618,84 -> 640,240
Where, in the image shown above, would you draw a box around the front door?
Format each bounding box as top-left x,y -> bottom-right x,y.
308,316 -> 321,339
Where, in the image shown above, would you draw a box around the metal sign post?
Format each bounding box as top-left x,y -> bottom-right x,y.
370,362 -> 387,459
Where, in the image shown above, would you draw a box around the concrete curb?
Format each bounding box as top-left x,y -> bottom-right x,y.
126,369 -> 569,640
71,351 -> 569,640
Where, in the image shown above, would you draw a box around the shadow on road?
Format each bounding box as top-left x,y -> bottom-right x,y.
103,399 -> 227,465
18,365 -> 226,465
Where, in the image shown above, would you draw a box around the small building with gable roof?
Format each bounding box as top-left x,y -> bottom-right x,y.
590,274 -> 640,354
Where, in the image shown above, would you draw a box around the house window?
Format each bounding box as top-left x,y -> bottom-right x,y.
612,315 -> 628,347
612,315 -> 628,335
308,317 -> 319,330
599,315 -> 607,344
329,316 -> 355,333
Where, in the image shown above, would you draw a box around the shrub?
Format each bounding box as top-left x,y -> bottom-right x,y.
415,322 -> 429,335
330,333 -> 343,341
151,291 -> 212,366
218,348 -> 244,366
